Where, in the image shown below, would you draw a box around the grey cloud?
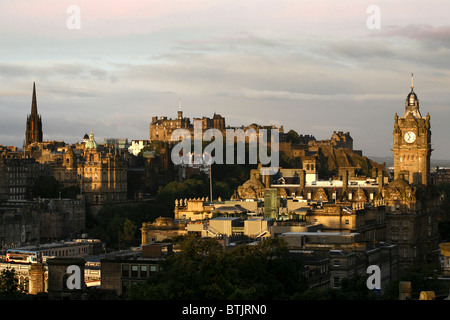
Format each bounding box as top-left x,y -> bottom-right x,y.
377,24 -> 450,45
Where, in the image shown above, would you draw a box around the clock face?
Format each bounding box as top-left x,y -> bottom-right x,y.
404,131 -> 416,143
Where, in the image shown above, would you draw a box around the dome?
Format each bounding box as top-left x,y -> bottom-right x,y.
387,178 -> 410,190
406,89 -> 418,106
85,129 -> 98,149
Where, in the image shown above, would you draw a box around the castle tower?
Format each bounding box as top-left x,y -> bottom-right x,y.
25,82 -> 43,147
392,74 -> 432,185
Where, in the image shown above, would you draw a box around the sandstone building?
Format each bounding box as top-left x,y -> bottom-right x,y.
149,110 -> 283,144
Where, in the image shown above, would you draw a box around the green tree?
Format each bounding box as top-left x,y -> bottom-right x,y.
0,268 -> 27,299
213,181 -> 232,200
89,201 -> 165,249
382,264 -> 446,300
125,237 -> 308,300
123,218 -> 137,241
286,129 -> 300,144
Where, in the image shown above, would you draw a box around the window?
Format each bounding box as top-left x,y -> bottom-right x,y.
131,265 -> 138,277
150,265 -> 157,272
345,219 -> 349,225
122,264 -> 129,277
140,265 -> 148,278
333,277 -> 340,288
333,260 -> 340,267
392,231 -> 398,241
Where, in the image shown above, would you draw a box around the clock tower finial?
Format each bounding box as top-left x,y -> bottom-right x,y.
411,73 -> 414,89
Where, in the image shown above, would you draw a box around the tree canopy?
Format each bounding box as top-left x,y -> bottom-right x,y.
125,237 -> 308,300
0,268 -> 28,300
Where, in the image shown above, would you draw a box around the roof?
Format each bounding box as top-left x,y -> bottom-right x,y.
211,216 -> 241,221
281,232 -> 360,236
85,129 -> 98,149
213,205 -> 248,213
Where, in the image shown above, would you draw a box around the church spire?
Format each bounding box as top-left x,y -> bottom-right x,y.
31,82 -> 38,115
411,73 -> 414,90
25,82 -> 43,147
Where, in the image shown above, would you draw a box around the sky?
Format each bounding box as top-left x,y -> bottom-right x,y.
0,0 -> 450,160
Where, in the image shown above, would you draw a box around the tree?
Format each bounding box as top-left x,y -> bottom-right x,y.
381,264 -> 446,300
286,129 -> 300,144
125,237 -> 308,300
213,181 -> 232,200
89,201 -> 165,249
123,218 -> 137,241
0,268 -> 27,299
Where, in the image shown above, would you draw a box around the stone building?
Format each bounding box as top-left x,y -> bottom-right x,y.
308,131 -> 354,151
141,217 -> 187,244
230,77 -> 441,276
31,131 -> 129,208
18,84 -> 128,209
434,167 -> 450,185
150,110 -> 228,143
149,110 -> 283,144
174,198 -> 215,220
100,243 -> 171,297
38,198 -> 86,240
0,154 -> 51,201
76,132 -> 128,206
381,78 -> 440,273
281,232 -> 398,292
0,201 -> 40,248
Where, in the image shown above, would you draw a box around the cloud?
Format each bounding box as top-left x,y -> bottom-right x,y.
377,24 -> 450,44
1,1 -> 450,159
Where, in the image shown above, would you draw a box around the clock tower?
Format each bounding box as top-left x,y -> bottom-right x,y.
392,75 -> 432,185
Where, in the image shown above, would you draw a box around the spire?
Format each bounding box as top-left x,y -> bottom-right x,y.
404,73 -> 421,118
25,82 -> 43,147
31,82 -> 38,115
